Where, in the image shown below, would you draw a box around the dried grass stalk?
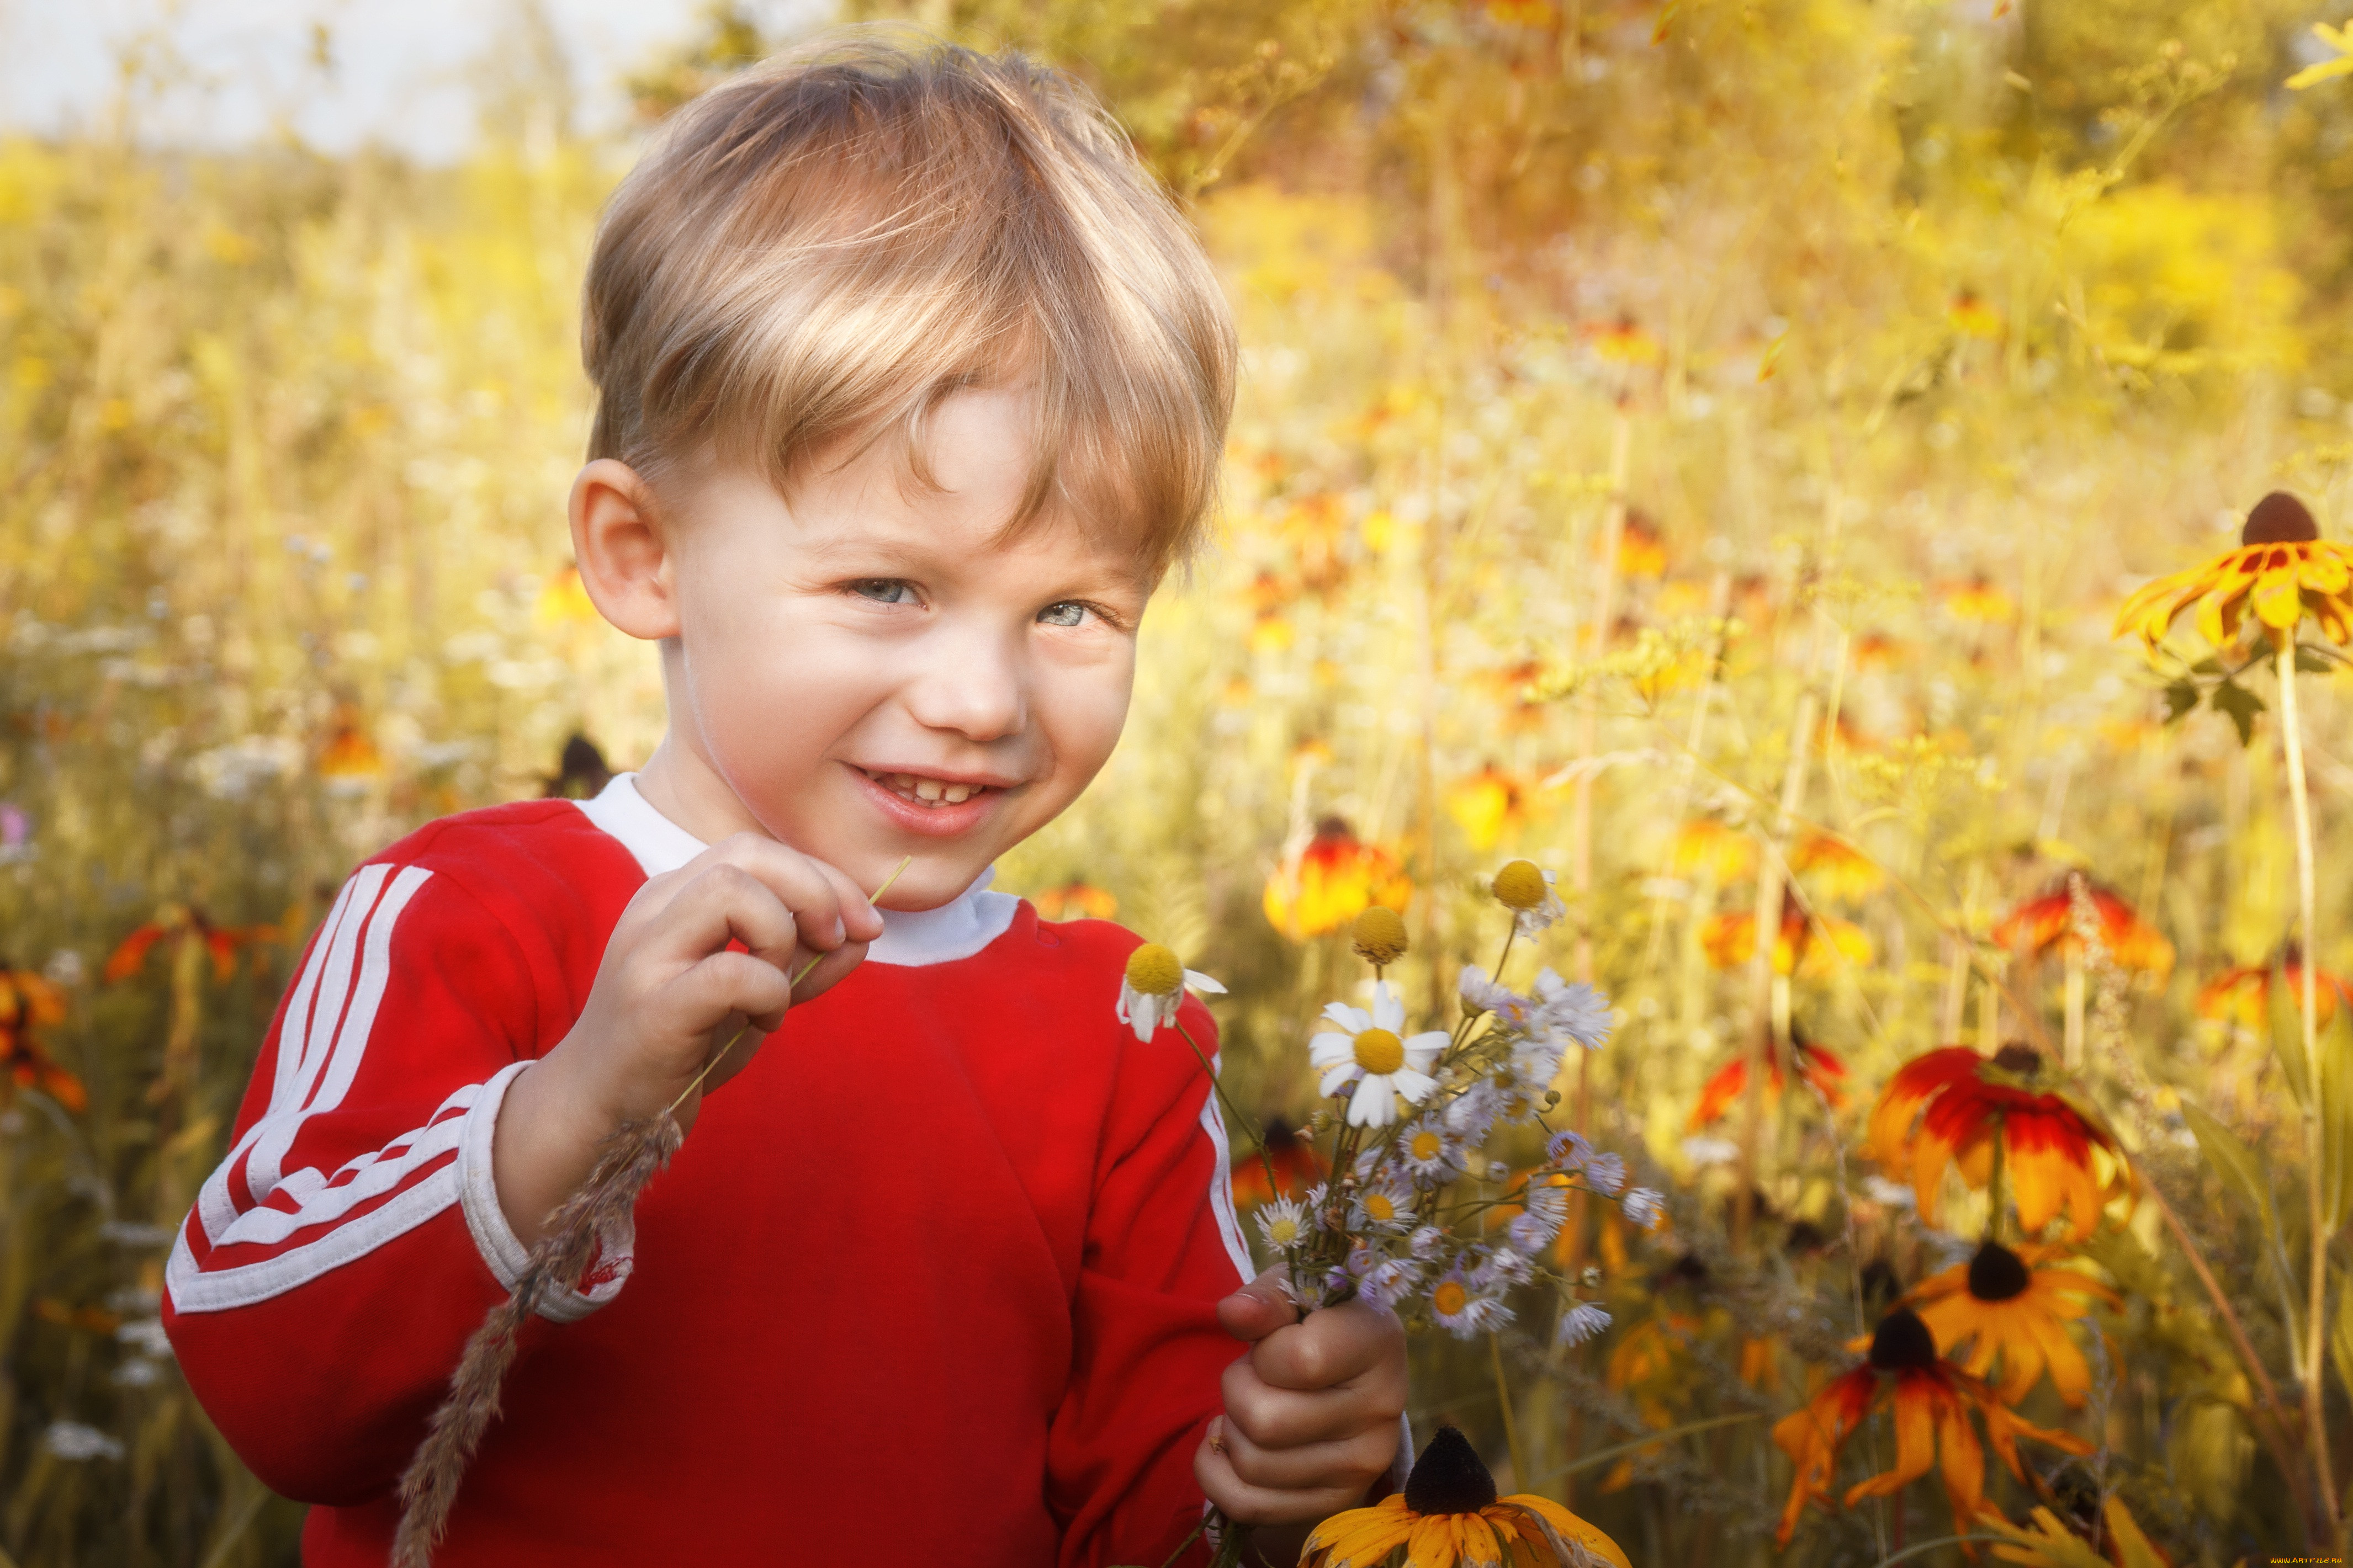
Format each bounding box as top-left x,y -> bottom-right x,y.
390,1109 -> 685,1568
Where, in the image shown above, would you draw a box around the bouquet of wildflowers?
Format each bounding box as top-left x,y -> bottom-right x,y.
1117,859 -> 1661,1568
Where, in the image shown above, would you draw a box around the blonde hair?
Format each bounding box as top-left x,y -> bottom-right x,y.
584,27 -> 1236,577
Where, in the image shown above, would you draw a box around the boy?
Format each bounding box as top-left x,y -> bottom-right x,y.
163,30 -> 1408,1567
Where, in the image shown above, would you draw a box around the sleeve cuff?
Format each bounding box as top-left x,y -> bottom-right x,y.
455,1060 -> 635,1324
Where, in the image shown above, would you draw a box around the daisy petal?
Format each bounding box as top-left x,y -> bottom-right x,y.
1348,1073 -> 1397,1127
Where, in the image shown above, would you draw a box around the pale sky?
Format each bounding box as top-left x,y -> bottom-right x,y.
0,0 -> 833,162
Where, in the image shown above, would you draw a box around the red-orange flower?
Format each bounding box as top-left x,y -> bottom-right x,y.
1614,512 -> 1668,579
1790,831 -> 1884,903
1773,1307 -> 2092,1546
2114,491 -> 2353,654
1671,820 -> 1757,883
1902,1241 -> 2119,1406
1688,1035 -> 1848,1130
1941,575 -> 2015,624
1228,1118 -> 1326,1208
1443,764 -> 1527,853
1031,881 -> 1119,922
1867,1045 -> 2125,1242
104,906 -> 274,986
0,969 -> 83,1113
1263,817 -> 1413,939
2196,949 -> 2349,1030
1700,902 -> 1873,977
1992,879 -> 2173,980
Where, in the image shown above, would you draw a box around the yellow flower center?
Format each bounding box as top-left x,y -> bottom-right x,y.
1266,1216 -> 1300,1247
1123,943 -> 1183,996
1364,1192 -> 1396,1222
1353,1028 -> 1406,1075
1411,1130 -> 1444,1162
1492,859 -> 1547,911
1432,1280 -> 1469,1317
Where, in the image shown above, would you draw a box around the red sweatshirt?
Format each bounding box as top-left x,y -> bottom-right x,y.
165,775 -> 1252,1566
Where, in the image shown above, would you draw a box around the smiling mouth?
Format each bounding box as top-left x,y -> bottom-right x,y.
857,767 -> 999,808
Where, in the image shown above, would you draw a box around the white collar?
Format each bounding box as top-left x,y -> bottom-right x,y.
571,772 -> 1019,968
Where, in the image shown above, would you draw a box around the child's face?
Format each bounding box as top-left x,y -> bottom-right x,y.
598,389 -> 1152,911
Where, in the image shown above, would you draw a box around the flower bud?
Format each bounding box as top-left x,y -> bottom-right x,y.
1351,905 -> 1409,966
1491,859 -> 1548,911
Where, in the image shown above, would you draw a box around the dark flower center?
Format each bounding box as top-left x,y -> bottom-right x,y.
1992,1041 -> 2042,1076
1405,1425 -> 1498,1517
1868,1307 -> 1939,1372
1967,1241 -> 2032,1302
2243,491 -> 2320,546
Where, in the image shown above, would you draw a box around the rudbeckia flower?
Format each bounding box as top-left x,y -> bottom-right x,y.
1772,1307 -> 2094,1546
1699,903 -> 1873,976
1992,880 -> 2173,980
1687,1033 -> 1849,1130
2114,490 -> 2353,653
1031,880 -> 1119,922
0,969 -> 83,1114
103,905 -> 275,986
1790,831 -> 1884,902
1866,1045 -> 2126,1242
1309,982 -> 1444,1127
1974,1497 -> 2176,1568
1228,1118 -> 1325,1206
2196,948 -> 2350,1029
1301,1425 -> 1630,1568
1112,943 -> 1225,1043
1902,1241 -> 2119,1406
1670,818 -> 1758,883
1263,817 -> 1414,939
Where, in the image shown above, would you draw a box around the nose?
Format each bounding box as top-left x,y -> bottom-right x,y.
902,621 -> 1027,743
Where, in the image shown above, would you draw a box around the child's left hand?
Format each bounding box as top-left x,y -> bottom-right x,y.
1195,1267 -> 1408,1539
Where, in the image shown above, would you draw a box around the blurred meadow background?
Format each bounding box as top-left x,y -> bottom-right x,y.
8,0 -> 2353,1563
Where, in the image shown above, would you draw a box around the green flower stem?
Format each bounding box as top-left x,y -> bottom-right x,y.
2277,637 -> 2340,1539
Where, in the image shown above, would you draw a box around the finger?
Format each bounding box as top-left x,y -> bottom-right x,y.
788,938 -> 870,1004
1194,1427 -> 1366,1528
1216,1407 -> 1400,1495
1252,1299 -> 1407,1394
1216,1264 -> 1304,1344
1221,1355 -> 1387,1449
705,835 -> 864,957
636,862 -> 805,974
665,949 -> 796,1040
807,855 -> 885,943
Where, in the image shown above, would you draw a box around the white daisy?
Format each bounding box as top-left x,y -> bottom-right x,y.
1308,981 -> 1446,1128
1472,1243 -> 1535,1289
1255,1196 -> 1310,1253
1114,943 -> 1227,1042
1360,1256 -> 1424,1312
1533,968 -> 1613,1051
1408,1224 -> 1446,1261
1351,1176 -> 1418,1234
1555,1301 -> 1612,1348
1621,1186 -> 1667,1230
1581,1152 -> 1628,1197
1429,1263 -> 1513,1339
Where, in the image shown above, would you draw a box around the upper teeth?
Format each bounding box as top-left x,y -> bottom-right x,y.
877,771 -> 974,806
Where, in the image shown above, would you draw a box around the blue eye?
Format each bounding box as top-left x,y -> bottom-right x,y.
850,579 -> 913,604
1038,601 -> 1088,628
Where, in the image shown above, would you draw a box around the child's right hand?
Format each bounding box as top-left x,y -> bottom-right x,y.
494,835 -> 883,1244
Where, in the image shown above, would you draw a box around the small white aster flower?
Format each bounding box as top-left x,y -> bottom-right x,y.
1114,942 -> 1227,1043
1555,1302 -> 1612,1348
1581,1152 -> 1628,1197
1361,1256 -> 1424,1312
1547,1129 -> 1593,1170
1351,1176 -> 1418,1234
1457,965 -> 1540,1033
1307,981 -> 1446,1128
1621,1187 -> 1667,1230
1429,1264 -> 1514,1339
1408,1224 -> 1446,1260
1531,969 -> 1613,1051
1256,1197 -> 1310,1253
42,1421 -> 124,1461
1472,1243 -> 1535,1289
1681,1135 -> 1739,1167
1863,1174 -> 1917,1209
1397,1116 -> 1464,1180
1444,1080 -> 1500,1141
1507,1180 -> 1569,1253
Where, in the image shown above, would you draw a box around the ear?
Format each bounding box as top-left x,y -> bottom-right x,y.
570,459 -> 680,641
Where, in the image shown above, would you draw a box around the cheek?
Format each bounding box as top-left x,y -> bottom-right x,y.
682,607 -> 883,771
1036,648 -> 1137,783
